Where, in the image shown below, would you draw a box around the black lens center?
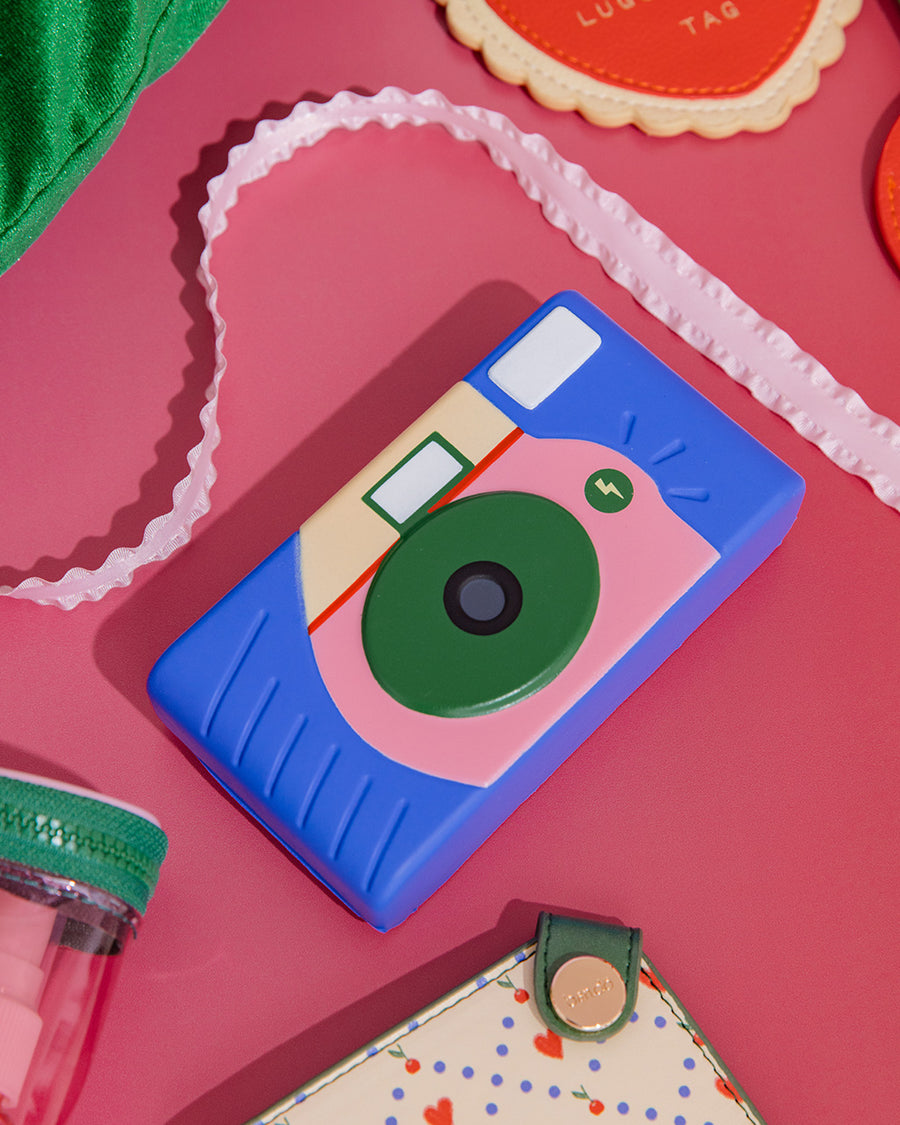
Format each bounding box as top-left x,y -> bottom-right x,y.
443,561 -> 523,636
459,575 -> 506,622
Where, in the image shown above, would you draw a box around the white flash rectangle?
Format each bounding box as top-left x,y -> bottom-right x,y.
369,440 -> 464,524
488,306 -> 601,409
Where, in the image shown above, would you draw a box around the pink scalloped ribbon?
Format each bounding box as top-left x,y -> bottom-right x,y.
6,87 -> 899,608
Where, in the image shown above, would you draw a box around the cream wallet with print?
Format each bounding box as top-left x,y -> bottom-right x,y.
245,913 -> 766,1125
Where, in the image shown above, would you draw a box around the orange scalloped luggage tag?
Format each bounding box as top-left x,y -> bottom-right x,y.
436,0 -> 861,137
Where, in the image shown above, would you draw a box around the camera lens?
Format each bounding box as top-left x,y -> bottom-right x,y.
443,561 -> 522,635
361,491 -> 599,718
459,575 -> 505,621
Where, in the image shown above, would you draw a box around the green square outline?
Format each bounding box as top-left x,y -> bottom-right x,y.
362,432 -> 474,532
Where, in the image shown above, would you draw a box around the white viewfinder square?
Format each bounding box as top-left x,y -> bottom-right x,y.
488,306 -> 601,409
369,440 -> 464,525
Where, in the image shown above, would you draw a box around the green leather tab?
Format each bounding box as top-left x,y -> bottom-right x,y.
534,912 -> 642,1040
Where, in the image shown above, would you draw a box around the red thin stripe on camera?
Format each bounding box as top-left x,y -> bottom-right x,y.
308,428 -> 523,635
307,550 -> 388,635
429,428 -> 523,512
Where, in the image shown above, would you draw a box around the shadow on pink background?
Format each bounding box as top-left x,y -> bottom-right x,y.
1,2 -> 898,1123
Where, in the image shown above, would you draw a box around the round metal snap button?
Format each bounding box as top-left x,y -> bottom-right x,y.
549,955 -> 627,1032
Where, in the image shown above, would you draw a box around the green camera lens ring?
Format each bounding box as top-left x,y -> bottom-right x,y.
361,491 -> 600,718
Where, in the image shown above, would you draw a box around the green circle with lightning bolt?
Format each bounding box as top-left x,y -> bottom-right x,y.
584,469 -> 634,513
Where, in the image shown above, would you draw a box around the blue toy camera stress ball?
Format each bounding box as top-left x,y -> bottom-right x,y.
148,292 -> 804,930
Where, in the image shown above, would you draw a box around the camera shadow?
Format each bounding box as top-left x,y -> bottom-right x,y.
93,280 -> 539,725
0,741 -> 96,790
163,898 -> 626,1125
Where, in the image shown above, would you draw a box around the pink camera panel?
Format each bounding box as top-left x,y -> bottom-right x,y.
307,432 -> 719,788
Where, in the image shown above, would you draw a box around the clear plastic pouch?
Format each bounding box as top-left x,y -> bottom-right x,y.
0,771 -> 167,1125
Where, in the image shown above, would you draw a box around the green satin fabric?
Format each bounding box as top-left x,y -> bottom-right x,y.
0,0 -> 227,274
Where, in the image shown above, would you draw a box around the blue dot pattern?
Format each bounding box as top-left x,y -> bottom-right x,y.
287,953 -> 759,1125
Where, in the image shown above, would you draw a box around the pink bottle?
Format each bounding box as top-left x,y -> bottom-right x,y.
0,770 -> 167,1125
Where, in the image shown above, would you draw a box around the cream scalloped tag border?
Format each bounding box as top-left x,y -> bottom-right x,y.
437,0 -> 862,137
5,88 -> 897,608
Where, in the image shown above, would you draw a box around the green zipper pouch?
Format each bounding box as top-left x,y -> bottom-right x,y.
0,0 -> 227,275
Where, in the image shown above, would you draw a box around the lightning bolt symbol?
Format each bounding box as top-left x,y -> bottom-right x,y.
594,476 -> 624,500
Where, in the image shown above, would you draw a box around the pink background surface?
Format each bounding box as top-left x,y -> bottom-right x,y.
1,2 -> 898,1123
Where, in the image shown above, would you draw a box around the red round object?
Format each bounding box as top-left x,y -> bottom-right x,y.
875,113 -> 900,271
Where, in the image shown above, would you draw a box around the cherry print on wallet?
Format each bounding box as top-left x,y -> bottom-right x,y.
498,974 -> 530,1003
717,1076 -> 742,1102
534,1028 -> 564,1058
389,1043 -> 421,1073
573,1085 -> 606,1115
423,1096 -> 454,1124
639,967 -> 664,993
